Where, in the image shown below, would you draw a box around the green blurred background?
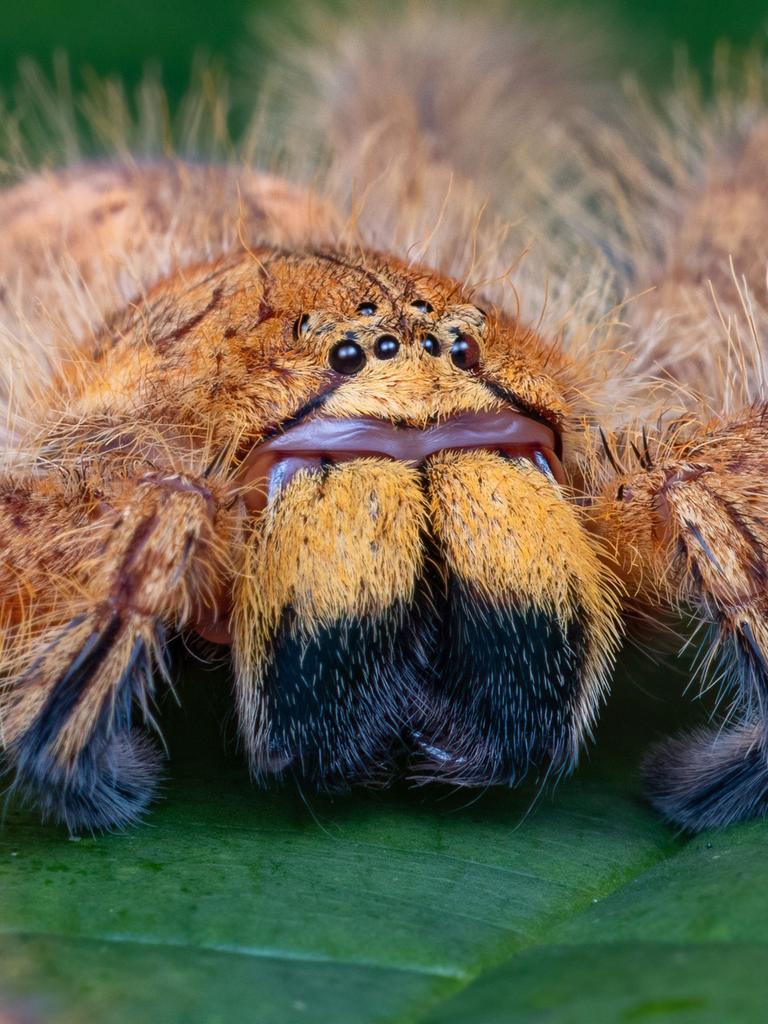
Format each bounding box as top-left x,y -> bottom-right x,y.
1,0 -> 768,107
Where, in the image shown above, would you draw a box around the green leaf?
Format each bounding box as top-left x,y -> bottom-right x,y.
418,945 -> 768,1024
0,655 -> 765,1024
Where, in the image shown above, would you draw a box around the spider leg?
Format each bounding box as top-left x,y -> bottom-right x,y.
593,407 -> 768,830
0,470 -> 233,830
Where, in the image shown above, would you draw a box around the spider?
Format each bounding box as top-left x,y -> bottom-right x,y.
2,9 -> 768,834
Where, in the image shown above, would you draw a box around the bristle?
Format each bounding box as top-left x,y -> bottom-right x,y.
251,608 -> 415,786
262,0 -> 600,178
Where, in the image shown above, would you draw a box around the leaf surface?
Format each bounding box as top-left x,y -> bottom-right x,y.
4,656 -> 759,1023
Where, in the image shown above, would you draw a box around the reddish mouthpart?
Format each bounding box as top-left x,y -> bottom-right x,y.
194,409 -> 564,644
241,409 -> 563,512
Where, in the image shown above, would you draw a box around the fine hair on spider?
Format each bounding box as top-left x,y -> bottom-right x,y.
3,1 -> 768,835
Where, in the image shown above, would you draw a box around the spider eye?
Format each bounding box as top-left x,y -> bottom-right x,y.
356,301 -> 377,316
329,340 -> 367,375
411,300 -> 434,314
421,334 -> 441,356
374,334 -> 399,360
450,334 -> 480,370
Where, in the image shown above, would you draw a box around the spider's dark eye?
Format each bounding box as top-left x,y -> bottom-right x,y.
411,300 -> 434,314
374,334 -> 399,360
421,334 -> 441,356
450,334 -> 480,370
357,301 -> 377,316
294,313 -> 310,339
329,340 -> 367,375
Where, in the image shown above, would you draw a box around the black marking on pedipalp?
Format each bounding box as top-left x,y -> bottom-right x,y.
740,621 -> 768,684
703,483 -> 768,588
252,601 -> 432,788
16,610 -> 164,763
10,728 -> 163,833
22,612 -> 123,758
732,619 -> 768,727
642,584 -> 768,830
410,571 -> 588,786
114,513 -> 158,596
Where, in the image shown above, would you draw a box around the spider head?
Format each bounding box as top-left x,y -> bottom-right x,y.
150,249 -> 621,796
266,252 -> 569,430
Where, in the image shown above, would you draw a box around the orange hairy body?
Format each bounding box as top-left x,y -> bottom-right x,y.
4,10 -> 768,833
0,163 -> 624,823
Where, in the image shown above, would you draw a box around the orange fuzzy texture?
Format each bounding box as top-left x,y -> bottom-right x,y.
426,450 -> 621,747
3,8 -> 768,831
0,167 -> 612,790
